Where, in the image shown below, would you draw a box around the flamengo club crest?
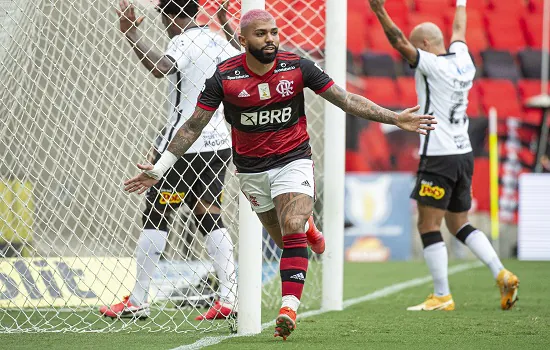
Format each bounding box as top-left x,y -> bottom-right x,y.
276,80 -> 294,97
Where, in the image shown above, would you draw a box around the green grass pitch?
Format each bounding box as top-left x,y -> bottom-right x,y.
1,260 -> 549,349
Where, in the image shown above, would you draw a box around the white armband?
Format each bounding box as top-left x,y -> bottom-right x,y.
456,0 -> 466,6
144,150 -> 178,180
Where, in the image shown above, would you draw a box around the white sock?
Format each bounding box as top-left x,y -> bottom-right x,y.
130,229 -> 168,305
206,228 -> 237,306
424,242 -> 451,296
464,230 -> 504,279
281,295 -> 300,312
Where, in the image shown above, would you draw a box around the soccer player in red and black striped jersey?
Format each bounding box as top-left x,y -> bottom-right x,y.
124,9 -> 436,340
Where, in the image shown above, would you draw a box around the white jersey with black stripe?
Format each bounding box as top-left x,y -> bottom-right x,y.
157,26 -> 240,154
414,41 -> 476,156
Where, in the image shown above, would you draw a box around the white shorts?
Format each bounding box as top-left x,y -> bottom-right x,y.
237,159 -> 315,213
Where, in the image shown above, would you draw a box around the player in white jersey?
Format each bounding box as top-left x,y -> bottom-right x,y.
99,0 -> 239,320
369,0 -> 519,311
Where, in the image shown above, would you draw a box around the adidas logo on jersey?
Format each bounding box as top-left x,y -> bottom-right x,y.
238,90 -> 250,98
290,272 -> 305,281
301,180 -> 311,187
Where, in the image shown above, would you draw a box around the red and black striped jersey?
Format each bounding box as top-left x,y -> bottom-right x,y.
197,51 -> 334,173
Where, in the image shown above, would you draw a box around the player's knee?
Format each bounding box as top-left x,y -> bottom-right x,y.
417,217 -> 440,234
281,217 -> 307,235
142,209 -> 170,232
196,213 -> 224,236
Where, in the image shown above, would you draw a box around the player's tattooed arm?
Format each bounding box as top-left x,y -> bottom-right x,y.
116,0 -> 176,77
217,0 -> 240,50
368,0 -> 418,65
321,85 -> 397,124
321,85 -> 437,135
167,107 -> 215,157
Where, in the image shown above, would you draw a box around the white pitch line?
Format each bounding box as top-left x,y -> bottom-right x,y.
171,261 -> 482,350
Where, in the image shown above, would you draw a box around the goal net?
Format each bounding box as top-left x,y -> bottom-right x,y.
0,0 -> 327,333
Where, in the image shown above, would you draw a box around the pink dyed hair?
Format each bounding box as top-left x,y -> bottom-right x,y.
240,9 -> 276,31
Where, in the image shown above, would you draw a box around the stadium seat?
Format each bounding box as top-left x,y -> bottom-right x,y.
472,157 -> 490,212
478,79 -> 522,117
347,51 -> 358,74
521,14 -> 548,49
360,77 -> 400,109
484,14 -> 526,52
281,2 -> 325,52
465,27 -> 490,58
361,52 -> 397,78
348,0 -> 369,14
480,50 -> 521,81
529,0 -> 545,13
487,0 -> 527,14
396,77 -> 417,108
463,0 -> 489,12
517,79 -> 550,125
347,12 -> 369,55
500,143 -> 536,168
414,0 -> 454,15
444,9 -> 484,31
517,49 -> 550,80
358,124 -> 392,171
518,79 -> 550,103
346,150 -> 371,172
467,82 -> 482,116
385,0 -> 409,16
367,26 -> 403,60
393,143 -> 420,172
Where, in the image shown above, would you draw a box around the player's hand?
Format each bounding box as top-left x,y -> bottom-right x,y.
116,0 -> 145,36
368,0 -> 387,11
217,1 -> 230,26
395,105 -> 437,135
124,163 -> 159,194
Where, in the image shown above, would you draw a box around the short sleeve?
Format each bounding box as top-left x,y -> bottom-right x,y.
449,41 -> 468,54
414,49 -> 439,77
300,58 -> 334,94
165,35 -> 191,71
197,69 -> 224,111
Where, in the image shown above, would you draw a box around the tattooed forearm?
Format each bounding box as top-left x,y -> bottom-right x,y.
320,85 -> 397,125
167,107 -> 215,157
384,26 -> 405,46
126,31 -> 175,77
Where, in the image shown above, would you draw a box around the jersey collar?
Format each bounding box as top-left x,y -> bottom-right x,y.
242,54 -> 278,79
184,25 -> 209,33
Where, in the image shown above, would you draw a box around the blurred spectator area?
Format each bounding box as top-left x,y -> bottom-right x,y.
342,0 -> 550,222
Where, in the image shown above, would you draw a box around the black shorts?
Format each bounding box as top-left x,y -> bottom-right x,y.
145,149 -> 231,212
410,152 -> 474,212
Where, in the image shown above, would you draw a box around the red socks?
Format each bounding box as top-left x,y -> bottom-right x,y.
280,233 -> 309,299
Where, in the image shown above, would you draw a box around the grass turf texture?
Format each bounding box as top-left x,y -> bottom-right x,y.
1,260 -> 548,349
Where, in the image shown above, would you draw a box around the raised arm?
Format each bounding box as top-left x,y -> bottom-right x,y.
368,0 -> 418,65
320,84 -> 436,134
217,1 -> 240,50
116,0 -> 176,78
450,0 -> 467,43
